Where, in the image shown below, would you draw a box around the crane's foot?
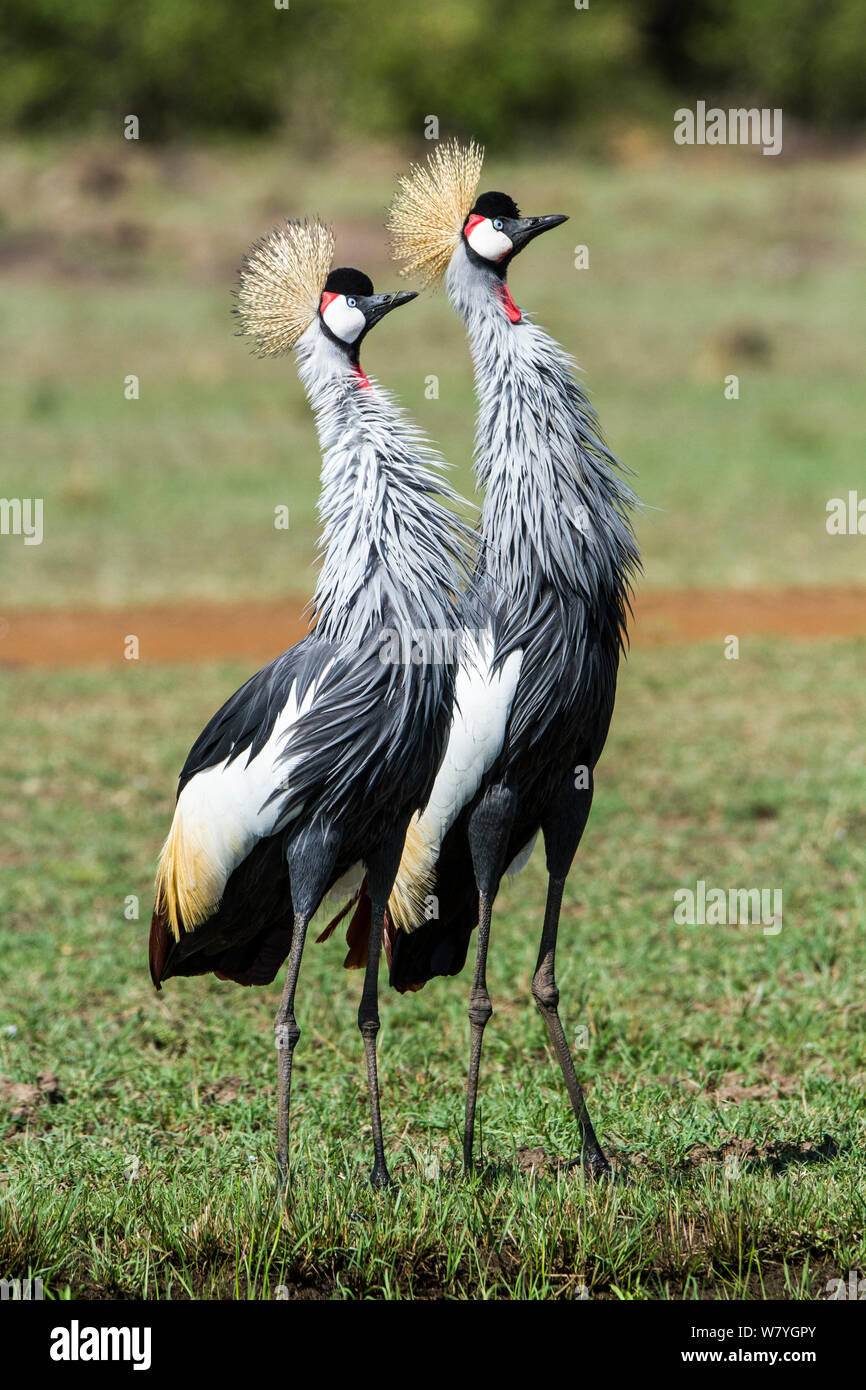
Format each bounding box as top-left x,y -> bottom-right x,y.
273,1163 -> 290,1206
568,1147 -> 611,1181
369,1162 -> 395,1191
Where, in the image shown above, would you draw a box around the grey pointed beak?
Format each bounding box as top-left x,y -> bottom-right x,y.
508,213 -> 569,255
361,290 -> 418,328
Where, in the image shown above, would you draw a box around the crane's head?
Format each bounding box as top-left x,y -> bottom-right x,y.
317,267 -> 417,361
235,220 -> 416,368
461,193 -> 568,279
387,144 -> 568,325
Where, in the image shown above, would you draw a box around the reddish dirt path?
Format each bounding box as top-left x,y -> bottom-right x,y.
0,588 -> 863,669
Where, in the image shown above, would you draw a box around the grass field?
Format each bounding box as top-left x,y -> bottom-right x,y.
2,638 -> 864,1299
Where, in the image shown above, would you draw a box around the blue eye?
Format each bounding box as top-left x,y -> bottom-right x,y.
346,297 -> 357,308
493,219 -> 503,231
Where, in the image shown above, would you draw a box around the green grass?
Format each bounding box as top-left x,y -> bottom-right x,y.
1,140 -> 865,607
2,638 -> 864,1299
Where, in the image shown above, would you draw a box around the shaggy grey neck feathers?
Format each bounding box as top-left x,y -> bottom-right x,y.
445,248 -> 639,621
295,322 -> 471,648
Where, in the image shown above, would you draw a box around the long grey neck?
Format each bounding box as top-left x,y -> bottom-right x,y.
294,322 -> 470,650
445,246 -> 639,620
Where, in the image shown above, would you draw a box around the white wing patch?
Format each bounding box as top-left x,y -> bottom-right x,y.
388,627 -> 522,931
155,667 -> 331,939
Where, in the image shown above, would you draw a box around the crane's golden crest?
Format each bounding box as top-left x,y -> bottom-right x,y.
387,139 -> 484,286
235,218 -> 336,357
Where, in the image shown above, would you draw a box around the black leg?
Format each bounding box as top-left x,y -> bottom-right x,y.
531,875 -> 609,1177
462,784 -> 517,1175
274,912 -> 309,1192
463,890 -> 493,1174
359,900 -> 391,1188
358,826 -> 407,1189
278,818 -> 342,1192
535,770 -> 609,1178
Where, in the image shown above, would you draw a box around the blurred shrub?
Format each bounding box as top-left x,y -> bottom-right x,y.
648,0 -> 866,123
0,0 -> 283,136
1,0 -> 863,139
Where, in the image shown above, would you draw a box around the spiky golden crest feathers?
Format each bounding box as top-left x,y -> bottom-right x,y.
235,218 -> 336,357
387,139 -> 484,286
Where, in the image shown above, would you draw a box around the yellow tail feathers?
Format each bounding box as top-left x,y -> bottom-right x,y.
387,813 -> 438,932
154,813 -> 223,942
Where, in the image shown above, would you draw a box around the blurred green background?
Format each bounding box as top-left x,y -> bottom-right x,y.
3,0 -> 866,140
3,137 -> 865,609
0,0 -> 865,607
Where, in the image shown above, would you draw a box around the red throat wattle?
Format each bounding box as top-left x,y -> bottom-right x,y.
497,283 -> 522,324
352,365 -> 372,389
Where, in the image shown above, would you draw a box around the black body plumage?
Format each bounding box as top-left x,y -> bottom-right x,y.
389,226 -> 640,990
160,634 -> 453,984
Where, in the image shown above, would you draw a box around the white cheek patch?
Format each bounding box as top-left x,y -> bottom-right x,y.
467,218 -> 513,263
322,295 -> 366,344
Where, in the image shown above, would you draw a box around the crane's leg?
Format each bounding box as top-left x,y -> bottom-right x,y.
534,774 -> 609,1178
359,899 -> 390,1188
463,888 -> 493,1175
274,912 -> 309,1192
276,820 -> 341,1194
463,784 -> 517,1176
359,829 -> 406,1189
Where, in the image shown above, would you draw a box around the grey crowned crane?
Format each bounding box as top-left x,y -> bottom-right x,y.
148,219 -> 472,1190
374,141 -> 641,1176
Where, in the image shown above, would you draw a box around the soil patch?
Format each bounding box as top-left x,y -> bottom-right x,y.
1,587 -> 863,669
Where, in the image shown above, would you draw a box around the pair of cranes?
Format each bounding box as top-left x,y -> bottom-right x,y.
148,141 -> 640,1190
